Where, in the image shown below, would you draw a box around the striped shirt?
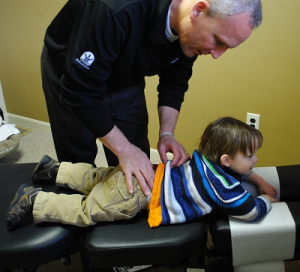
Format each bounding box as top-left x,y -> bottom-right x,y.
148,150 -> 271,227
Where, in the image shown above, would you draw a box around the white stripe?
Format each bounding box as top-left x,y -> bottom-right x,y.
185,162 -> 212,214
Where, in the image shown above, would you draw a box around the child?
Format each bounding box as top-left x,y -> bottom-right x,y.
6,117 -> 278,230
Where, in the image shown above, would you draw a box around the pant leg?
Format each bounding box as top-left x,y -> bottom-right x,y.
41,45 -> 98,165
55,161 -> 116,195
33,166 -> 148,227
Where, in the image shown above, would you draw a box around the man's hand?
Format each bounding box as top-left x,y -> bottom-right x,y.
157,106 -> 189,167
157,134 -> 190,167
117,143 -> 154,196
99,126 -> 154,196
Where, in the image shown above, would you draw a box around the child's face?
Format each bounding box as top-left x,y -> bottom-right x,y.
229,149 -> 258,176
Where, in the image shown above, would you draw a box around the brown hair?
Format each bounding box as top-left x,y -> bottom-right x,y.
198,117 -> 263,166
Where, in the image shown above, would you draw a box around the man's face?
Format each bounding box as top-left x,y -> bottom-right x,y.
178,10 -> 253,58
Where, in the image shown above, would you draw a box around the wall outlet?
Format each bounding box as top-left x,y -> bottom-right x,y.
246,113 -> 260,130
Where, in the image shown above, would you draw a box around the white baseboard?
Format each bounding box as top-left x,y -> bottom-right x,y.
7,113 -> 51,132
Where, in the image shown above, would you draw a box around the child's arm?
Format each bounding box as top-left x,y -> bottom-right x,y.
203,170 -> 277,221
247,172 -> 278,198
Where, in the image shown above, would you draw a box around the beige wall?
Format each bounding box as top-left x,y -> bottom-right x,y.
1,0 -> 299,167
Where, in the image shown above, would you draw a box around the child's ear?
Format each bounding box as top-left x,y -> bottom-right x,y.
220,154 -> 231,167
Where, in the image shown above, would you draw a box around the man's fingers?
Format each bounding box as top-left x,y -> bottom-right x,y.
168,145 -> 181,167
116,143 -> 154,195
170,148 -> 190,167
158,136 -> 190,168
143,166 -> 154,191
124,166 -> 153,196
134,171 -> 151,196
125,172 -> 134,194
177,151 -> 190,166
158,147 -> 168,164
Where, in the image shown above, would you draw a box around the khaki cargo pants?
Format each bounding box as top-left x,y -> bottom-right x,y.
32,162 -> 148,227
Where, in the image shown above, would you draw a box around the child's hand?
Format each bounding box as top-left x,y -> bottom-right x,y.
247,173 -> 278,198
257,180 -> 277,198
262,194 -> 279,203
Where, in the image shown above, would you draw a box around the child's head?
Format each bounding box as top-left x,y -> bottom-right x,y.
198,117 -> 263,168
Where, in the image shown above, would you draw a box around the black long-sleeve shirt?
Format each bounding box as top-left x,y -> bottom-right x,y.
44,0 -> 197,138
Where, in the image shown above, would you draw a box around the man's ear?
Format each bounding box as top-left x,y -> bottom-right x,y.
191,1 -> 209,19
220,154 -> 231,167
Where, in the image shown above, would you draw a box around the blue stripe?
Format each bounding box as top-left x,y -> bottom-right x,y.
179,165 -> 203,217
190,161 -> 214,210
171,167 -> 198,221
252,198 -> 267,221
205,166 -> 250,204
193,151 -> 220,204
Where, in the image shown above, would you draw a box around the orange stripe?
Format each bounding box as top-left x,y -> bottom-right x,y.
148,163 -> 165,227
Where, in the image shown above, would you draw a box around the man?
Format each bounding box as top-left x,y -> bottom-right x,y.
41,0 -> 261,196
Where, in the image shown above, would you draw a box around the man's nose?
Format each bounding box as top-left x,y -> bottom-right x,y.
210,45 -> 228,59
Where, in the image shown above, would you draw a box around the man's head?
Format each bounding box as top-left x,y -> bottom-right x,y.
207,0 -> 262,29
170,0 -> 262,58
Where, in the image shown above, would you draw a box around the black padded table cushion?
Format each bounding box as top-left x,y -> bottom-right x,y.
277,165 -> 300,201
209,165 -> 300,260
80,210 -> 208,268
0,163 -> 82,269
286,202 -> 300,259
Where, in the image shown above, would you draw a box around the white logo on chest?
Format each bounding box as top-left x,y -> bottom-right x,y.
76,51 -> 95,70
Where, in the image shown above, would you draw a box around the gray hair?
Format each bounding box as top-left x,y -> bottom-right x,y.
207,0 -> 262,29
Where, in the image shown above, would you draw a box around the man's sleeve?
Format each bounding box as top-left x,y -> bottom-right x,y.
60,2 -> 126,138
157,53 -> 197,112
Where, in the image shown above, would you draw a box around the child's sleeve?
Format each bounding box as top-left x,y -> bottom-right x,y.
192,152 -> 272,222
205,175 -> 272,222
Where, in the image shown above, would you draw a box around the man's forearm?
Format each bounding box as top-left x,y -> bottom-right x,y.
158,106 -> 179,135
98,125 -> 154,196
98,125 -> 130,157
